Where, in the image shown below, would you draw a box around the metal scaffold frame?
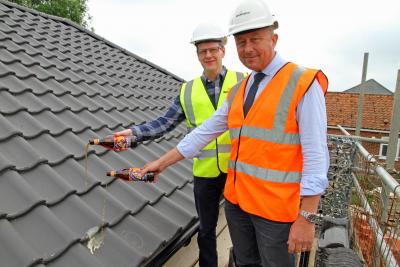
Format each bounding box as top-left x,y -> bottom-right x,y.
332,125 -> 400,267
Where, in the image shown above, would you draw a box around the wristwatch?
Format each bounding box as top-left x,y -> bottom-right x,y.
299,210 -> 321,224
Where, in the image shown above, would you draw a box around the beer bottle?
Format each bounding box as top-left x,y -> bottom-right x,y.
106,168 -> 155,182
89,135 -> 137,151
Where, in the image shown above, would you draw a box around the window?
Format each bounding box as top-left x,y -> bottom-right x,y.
379,137 -> 400,160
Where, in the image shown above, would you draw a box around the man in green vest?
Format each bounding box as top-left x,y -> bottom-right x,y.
115,23 -> 246,267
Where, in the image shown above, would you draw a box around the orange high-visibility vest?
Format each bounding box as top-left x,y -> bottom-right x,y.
225,62 -> 328,222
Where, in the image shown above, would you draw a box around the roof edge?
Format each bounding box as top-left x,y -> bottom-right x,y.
0,0 -> 185,83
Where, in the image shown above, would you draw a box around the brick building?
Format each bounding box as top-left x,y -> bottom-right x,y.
326,79 -> 400,170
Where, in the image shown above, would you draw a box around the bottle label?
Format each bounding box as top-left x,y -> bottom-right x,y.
128,168 -> 142,181
113,136 -> 131,151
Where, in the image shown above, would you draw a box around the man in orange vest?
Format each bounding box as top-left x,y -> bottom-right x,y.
140,0 -> 329,266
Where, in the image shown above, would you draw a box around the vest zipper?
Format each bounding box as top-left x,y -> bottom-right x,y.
233,125 -> 243,186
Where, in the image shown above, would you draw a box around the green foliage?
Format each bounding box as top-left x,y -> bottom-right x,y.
9,0 -> 92,28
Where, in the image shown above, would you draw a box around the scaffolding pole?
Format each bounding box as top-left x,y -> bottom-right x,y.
386,70 -> 400,170
355,53 -> 369,136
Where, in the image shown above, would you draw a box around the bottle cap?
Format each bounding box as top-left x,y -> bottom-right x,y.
106,170 -> 116,176
89,139 -> 100,145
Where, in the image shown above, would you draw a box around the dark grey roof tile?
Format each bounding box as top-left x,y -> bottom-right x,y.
0,74 -> 31,94
97,151 -> 136,170
76,153 -> 113,185
106,179 -> 149,214
84,228 -> 145,267
52,158 -> 100,194
75,128 -> 110,152
0,151 -> 15,173
0,46 -> 20,63
34,110 -> 72,136
12,205 -> 80,261
0,90 -> 27,114
0,135 -> 47,171
56,109 -> 92,133
0,219 -> 43,267
115,109 -> 145,126
0,169 -> 44,218
29,133 -> 73,165
20,164 -> 75,205
167,186 -> 196,218
38,92 -> 71,113
54,131 -> 91,159
135,205 -> 182,242
73,80 -> 104,97
3,111 -> 49,138
111,95 -> 137,110
46,244 -> 106,267
112,215 -> 165,256
50,194 -> 104,237
0,112 -> 22,141
13,91 -> 50,113
71,110 -> 111,131
102,109 -> 133,127
81,94 -> 113,112
91,109 -> 123,129
152,196 -> 196,229
179,181 -> 195,200
56,94 -> 95,113
80,186 -> 130,226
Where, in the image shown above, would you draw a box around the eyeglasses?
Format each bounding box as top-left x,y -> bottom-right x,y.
197,46 -> 221,57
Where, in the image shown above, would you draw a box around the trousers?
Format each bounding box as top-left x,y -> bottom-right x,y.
194,173 -> 227,267
225,200 -> 295,267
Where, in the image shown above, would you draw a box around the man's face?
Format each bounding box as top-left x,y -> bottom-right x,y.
234,27 -> 278,72
196,41 -> 225,73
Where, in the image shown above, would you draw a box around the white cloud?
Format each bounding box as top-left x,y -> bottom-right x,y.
88,0 -> 400,92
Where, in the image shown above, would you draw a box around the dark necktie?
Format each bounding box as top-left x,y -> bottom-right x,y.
243,72 -> 266,117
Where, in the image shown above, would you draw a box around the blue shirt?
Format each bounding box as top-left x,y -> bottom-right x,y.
131,67 -> 227,141
177,53 -> 329,196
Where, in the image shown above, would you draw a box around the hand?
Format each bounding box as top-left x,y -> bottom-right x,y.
140,160 -> 165,180
114,129 -> 133,136
287,216 -> 315,253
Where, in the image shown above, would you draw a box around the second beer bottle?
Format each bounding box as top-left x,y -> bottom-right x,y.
107,168 -> 155,182
89,135 -> 137,151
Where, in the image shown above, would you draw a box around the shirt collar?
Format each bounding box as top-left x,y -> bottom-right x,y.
256,52 -> 287,77
201,66 -> 227,84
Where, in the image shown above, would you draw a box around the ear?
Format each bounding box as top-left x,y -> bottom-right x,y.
272,33 -> 278,48
221,46 -> 226,57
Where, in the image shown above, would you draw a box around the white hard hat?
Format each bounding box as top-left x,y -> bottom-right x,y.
190,23 -> 228,45
228,0 -> 278,36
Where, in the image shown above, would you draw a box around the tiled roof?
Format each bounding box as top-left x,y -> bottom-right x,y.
343,79 -> 394,95
326,92 -> 394,131
0,1 -> 198,267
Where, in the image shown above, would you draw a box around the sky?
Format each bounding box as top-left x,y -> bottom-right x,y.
88,0 -> 400,92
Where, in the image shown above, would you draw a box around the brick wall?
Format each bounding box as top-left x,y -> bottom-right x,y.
326,92 -> 394,131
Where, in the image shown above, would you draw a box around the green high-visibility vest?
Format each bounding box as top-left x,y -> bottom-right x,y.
180,70 -> 246,178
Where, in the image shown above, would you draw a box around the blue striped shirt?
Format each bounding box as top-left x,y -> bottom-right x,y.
131,67 -> 227,141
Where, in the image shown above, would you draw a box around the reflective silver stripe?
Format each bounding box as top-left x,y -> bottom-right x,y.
198,144 -> 232,158
229,67 -> 306,145
228,82 -> 242,108
183,80 -> 196,127
273,66 -> 305,131
230,126 -> 300,145
229,127 -> 241,140
236,72 -> 244,82
229,160 -> 301,183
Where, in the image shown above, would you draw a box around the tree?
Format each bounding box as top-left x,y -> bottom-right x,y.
9,0 -> 92,28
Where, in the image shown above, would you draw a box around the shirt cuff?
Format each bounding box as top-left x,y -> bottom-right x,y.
300,174 -> 329,196
130,126 -> 143,142
176,137 -> 201,159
